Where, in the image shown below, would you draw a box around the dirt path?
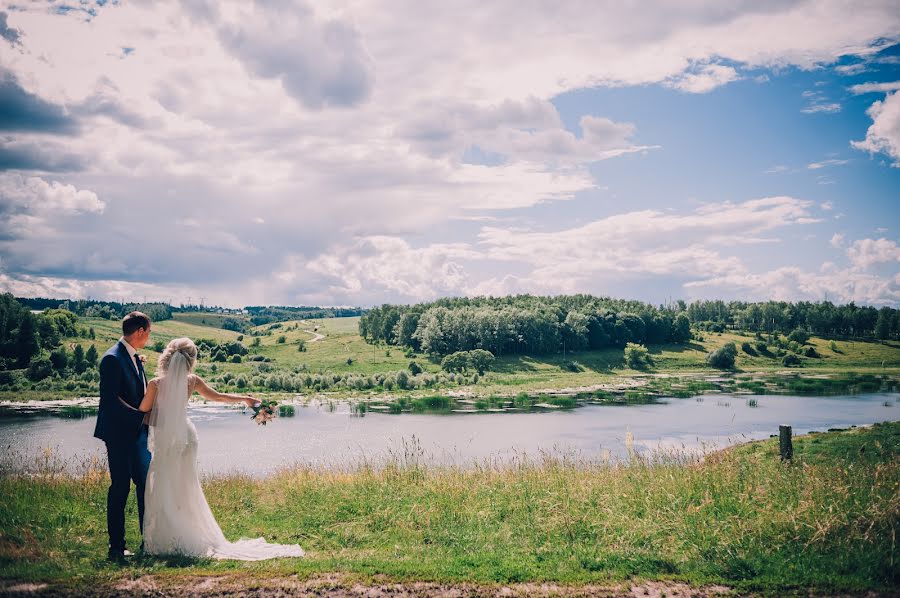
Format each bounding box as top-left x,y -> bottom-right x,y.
299,320 -> 326,343
1,576 -> 742,597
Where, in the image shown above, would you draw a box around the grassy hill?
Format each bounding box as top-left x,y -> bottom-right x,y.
2,313 -> 899,402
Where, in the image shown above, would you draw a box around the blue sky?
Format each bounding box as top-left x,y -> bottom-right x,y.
0,1 -> 898,307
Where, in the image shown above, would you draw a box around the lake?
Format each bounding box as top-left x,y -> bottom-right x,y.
1,393 -> 896,476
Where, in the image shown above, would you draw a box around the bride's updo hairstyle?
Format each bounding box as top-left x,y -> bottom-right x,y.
157,337 -> 198,374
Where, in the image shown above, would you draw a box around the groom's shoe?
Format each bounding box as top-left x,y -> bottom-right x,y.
107,548 -> 133,563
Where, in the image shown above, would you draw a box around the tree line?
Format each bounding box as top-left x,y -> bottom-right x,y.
684,299 -> 898,339
15,297 -> 173,322
359,295 -> 898,357
359,295 -> 692,356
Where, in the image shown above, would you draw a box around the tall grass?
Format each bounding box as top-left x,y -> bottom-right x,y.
1,423 -> 898,591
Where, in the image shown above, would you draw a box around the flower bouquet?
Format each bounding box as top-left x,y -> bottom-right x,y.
251,399 -> 278,426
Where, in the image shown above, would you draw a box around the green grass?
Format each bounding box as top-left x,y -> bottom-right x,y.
3,314 -> 899,402
1,423 -> 897,592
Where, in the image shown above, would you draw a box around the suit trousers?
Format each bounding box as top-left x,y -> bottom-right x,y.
104,426 -> 151,551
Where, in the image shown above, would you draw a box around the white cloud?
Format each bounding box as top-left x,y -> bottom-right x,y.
1,2 -> 899,305
684,266 -> 900,306
836,63 -> 868,76
846,237 -> 900,269
0,174 -> 104,214
849,80 -> 900,94
801,102 -> 842,114
666,63 -> 739,93
807,159 -> 849,169
820,201 -> 833,210
830,233 -> 845,248
852,92 -> 900,166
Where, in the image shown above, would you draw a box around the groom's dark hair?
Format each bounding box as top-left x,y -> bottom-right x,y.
122,311 -> 151,336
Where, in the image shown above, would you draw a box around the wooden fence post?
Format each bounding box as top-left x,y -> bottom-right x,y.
779,425 -> 793,462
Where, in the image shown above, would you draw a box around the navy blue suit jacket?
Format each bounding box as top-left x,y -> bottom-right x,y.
93,340 -> 146,444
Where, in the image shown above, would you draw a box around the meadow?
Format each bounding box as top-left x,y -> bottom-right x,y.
2,313 -> 898,404
0,422 -> 897,595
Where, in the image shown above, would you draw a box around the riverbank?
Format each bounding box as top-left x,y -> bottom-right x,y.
1,371 -> 897,419
1,422 -> 897,595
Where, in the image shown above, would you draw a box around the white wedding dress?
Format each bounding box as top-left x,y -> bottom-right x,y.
143,352 -> 304,560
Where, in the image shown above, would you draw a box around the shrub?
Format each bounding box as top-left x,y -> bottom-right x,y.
804,346 -> 819,358
563,360 -> 582,372
707,342 -> 737,369
297,340 -> 306,352
396,370 -> 410,390
740,341 -> 756,355
346,357 -> 354,366
408,361 -> 423,375
788,328 -> 810,345
251,337 -> 261,347
441,351 -> 469,373
624,342 -> 651,369
467,349 -> 495,374
230,354 -> 242,363
27,355 -> 53,381
276,335 -> 286,344
782,353 -> 802,367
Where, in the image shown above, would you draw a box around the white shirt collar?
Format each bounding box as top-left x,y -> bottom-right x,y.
120,337 -> 138,360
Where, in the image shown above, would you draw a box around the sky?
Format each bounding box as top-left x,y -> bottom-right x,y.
0,0 -> 898,308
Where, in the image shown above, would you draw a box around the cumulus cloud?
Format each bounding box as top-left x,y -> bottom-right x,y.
0,174 -> 104,215
0,1 -> 898,305
0,11 -> 22,46
278,196 -> 822,304
0,71 -> 78,134
215,0 -> 375,109
852,92 -> 900,165
684,266 -> 900,306
666,63 -> 739,93
846,237 -> 900,269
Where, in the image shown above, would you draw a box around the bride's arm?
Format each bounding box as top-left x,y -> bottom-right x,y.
193,376 -> 260,408
138,379 -> 158,413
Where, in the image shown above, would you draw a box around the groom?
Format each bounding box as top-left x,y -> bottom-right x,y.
94,311 -> 152,563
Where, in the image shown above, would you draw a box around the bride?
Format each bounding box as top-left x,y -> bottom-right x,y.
137,337 -> 304,560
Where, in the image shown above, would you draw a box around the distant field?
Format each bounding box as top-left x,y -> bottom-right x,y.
171,312 -> 247,329
3,313 -> 899,401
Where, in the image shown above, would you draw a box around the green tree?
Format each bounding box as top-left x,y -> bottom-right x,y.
672,313 -> 691,343
85,344 -> 99,368
440,351 -> 469,373
787,328 -> 810,345
467,349 -> 495,374
875,307 -> 891,340
72,344 -> 86,373
49,346 -> 68,371
27,354 -> 53,381
707,342 -> 737,369
14,311 -> 41,367
624,342 -> 651,369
